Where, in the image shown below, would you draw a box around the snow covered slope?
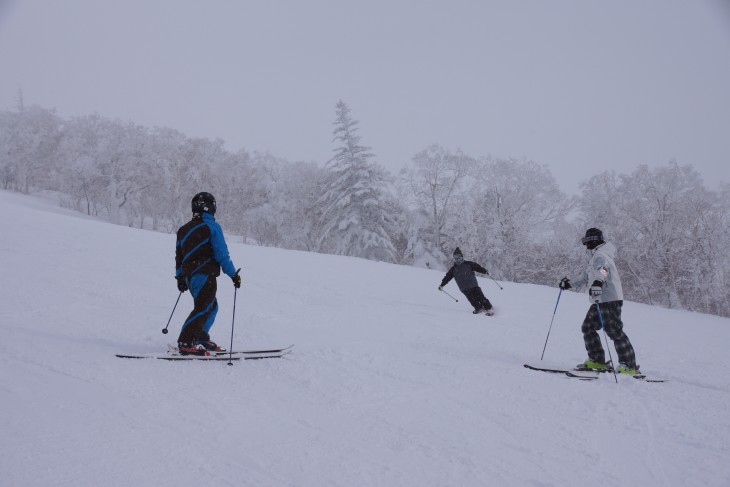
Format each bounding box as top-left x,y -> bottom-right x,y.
1,189 -> 729,487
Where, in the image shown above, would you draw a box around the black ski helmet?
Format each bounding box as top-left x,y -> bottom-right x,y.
581,227 -> 604,249
191,192 -> 216,215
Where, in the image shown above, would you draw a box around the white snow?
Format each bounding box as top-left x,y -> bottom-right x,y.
1,189 -> 729,487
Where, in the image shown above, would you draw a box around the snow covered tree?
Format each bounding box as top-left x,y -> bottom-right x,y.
579,161 -> 730,315
57,114 -> 112,216
458,156 -> 573,282
0,104 -> 61,193
616,163 -> 720,309
241,153 -> 324,250
399,144 -> 473,263
0,110 -> 17,189
316,100 -> 396,262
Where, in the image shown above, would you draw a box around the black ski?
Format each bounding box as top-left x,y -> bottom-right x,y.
629,375 -> 668,383
523,364 -> 598,380
524,364 -> 667,382
116,353 -> 240,361
565,371 -> 600,380
116,350 -> 291,361
211,344 -> 295,356
165,343 -> 294,356
523,364 -> 569,374
573,364 -> 668,382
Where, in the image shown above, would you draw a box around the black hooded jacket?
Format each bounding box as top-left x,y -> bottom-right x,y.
440,261 -> 487,292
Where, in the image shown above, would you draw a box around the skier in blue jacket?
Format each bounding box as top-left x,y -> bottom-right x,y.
175,192 -> 241,355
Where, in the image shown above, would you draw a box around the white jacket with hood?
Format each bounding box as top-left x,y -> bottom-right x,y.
570,241 -> 623,303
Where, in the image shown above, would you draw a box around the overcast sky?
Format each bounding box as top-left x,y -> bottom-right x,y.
1,0 -> 729,194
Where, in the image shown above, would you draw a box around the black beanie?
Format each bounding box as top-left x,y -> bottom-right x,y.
453,247 -> 463,257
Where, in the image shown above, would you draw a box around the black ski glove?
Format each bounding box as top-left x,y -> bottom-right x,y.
589,280 -> 603,299
559,277 -> 571,290
176,276 -> 188,293
232,272 -> 241,289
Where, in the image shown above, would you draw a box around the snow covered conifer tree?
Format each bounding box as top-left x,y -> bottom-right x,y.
316,100 -> 396,262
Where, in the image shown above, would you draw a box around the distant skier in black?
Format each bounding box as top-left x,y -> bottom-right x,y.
439,247 -> 495,315
175,192 -> 241,355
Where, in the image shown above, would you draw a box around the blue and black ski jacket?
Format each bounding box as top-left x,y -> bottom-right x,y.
175,212 -> 236,280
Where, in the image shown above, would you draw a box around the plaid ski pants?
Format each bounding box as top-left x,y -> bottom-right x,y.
581,300 -> 637,369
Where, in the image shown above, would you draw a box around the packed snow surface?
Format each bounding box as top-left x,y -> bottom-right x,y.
1,190 -> 729,487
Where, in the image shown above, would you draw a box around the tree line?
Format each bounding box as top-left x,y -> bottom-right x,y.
1,100 -> 729,317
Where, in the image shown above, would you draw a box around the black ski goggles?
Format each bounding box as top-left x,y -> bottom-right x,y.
581,235 -> 603,245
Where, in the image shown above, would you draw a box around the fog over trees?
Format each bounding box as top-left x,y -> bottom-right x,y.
2,101 -> 728,317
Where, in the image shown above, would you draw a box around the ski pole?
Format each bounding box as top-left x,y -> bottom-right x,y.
487,273 -> 503,291
228,269 -> 241,366
595,302 -> 618,383
161,292 -> 183,335
439,288 -> 458,302
540,288 -> 562,360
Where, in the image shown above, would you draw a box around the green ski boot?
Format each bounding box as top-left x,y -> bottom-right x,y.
578,360 -> 610,371
617,363 -> 640,375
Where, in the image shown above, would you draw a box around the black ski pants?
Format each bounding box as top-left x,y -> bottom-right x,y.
581,300 -> 636,369
177,274 -> 218,344
463,286 -> 492,312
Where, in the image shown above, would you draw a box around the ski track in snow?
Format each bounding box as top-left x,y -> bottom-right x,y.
2,190 -> 730,487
